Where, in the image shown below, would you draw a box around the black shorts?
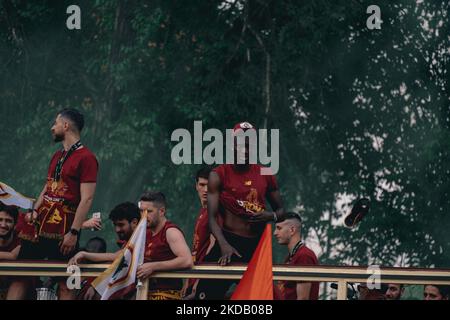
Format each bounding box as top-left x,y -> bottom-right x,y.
195,229 -> 260,300
18,236 -> 80,262
203,229 -> 260,264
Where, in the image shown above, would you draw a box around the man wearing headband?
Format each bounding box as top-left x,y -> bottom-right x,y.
195,121 -> 285,299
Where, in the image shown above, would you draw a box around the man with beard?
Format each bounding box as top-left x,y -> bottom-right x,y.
136,191 -> 193,300
195,122 -> 285,300
69,202 -> 140,300
385,283 -> 404,300
9,108 -> 98,300
0,204 -> 21,300
69,202 -> 141,264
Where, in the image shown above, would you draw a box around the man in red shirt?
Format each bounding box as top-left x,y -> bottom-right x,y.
136,191 -> 193,300
195,122 -> 285,299
274,212 -> 320,300
182,167 -> 220,299
9,108 -> 98,300
0,204 -> 21,300
68,202 -> 141,299
0,204 -> 21,261
191,167 -> 215,265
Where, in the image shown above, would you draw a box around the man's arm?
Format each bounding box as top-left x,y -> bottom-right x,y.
27,184 -> 47,222
296,282 -> 312,300
249,189 -> 286,223
205,234 -> 216,255
34,184 -> 47,210
71,182 -> 96,230
136,228 -> 193,279
0,245 -> 21,260
81,217 -> 102,230
207,171 -> 241,265
267,189 -> 286,221
69,250 -> 121,265
60,182 -> 96,255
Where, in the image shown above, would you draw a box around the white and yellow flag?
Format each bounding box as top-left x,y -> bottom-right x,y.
0,181 -> 34,209
92,209 -> 147,300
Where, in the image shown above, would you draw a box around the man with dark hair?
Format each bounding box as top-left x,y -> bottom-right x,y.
274,212 -> 319,300
182,167 -> 218,299
191,167 -> 216,263
84,237 -> 107,254
9,108 -> 98,300
424,284 -> 450,300
136,191 -> 193,300
357,283 -> 388,300
108,201 -> 142,248
70,202 -> 140,264
69,202 -> 140,300
385,283 -> 404,300
57,108 -> 85,132
0,204 -> 20,260
0,204 -> 21,300
195,122 -> 285,300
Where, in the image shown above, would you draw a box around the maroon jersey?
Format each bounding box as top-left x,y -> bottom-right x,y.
36,146 -> 98,240
144,221 -> 183,291
213,164 -> 278,218
278,244 -> 320,300
16,212 -> 37,242
191,207 -> 210,264
0,232 -> 21,299
188,208 -> 212,288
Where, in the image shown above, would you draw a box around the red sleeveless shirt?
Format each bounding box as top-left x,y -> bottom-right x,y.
144,220 -> 183,291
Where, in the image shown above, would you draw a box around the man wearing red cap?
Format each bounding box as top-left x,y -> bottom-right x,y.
195,122 -> 285,299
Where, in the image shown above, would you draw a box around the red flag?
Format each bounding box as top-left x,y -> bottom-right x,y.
231,224 -> 273,300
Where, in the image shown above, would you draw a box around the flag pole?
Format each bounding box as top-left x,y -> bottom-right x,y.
136,278 -> 149,300
135,202 -> 149,300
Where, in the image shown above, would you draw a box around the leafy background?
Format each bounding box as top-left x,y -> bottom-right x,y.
1,0 -> 449,298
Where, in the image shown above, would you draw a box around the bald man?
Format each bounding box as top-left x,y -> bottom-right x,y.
274,212 -> 319,300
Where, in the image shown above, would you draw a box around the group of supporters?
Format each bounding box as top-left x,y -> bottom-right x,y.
348,283 -> 449,301
0,108 -> 449,300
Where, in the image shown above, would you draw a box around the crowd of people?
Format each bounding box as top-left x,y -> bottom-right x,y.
0,108 -> 449,300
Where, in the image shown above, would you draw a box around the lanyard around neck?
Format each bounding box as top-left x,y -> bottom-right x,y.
289,240 -> 304,260
53,140 -> 82,181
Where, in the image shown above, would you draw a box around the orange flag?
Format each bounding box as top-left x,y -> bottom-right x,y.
231,224 -> 273,300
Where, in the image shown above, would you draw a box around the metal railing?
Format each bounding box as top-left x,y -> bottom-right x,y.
1,261 -> 449,300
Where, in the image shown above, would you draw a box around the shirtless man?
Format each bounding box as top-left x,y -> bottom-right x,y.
195,122 -> 285,299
